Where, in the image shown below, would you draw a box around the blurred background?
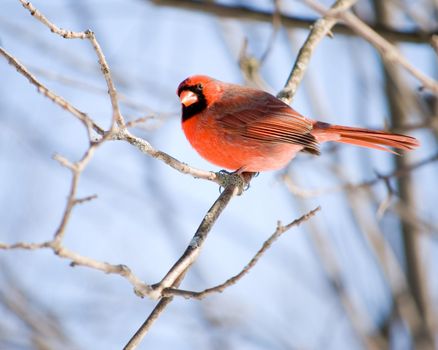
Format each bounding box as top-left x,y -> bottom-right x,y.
1,0 -> 437,349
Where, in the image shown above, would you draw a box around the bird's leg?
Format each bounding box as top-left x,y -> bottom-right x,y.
215,169 -> 256,195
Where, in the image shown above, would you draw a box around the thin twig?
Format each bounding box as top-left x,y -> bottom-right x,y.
26,64 -> 159,114
0,241 -> 153,297
303,0 -> 438,95
19,0 -> 125,127
19,1 -> 88,39
114,128 -> 220,184
74,194 -> 98,205
52,144 -> 101,244
85,31 -> 124,128
0,242 -> 51,250
277,0 -> 357,103
282,152 -> 438,198
125,116 -> 156,128
55,246 -> 152,297
0,47 -> 103,138
162,206 -> 321,299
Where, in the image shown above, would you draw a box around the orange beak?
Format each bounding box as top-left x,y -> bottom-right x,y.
180,90 -> 198,107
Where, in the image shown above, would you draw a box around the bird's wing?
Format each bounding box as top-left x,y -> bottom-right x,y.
213,88 -> 320,154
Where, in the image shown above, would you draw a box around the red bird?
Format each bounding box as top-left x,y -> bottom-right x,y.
177,75 -> 419,172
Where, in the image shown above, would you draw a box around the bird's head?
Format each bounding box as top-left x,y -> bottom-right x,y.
177,75 -> 220,121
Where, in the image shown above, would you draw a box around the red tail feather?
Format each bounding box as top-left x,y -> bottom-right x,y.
313,122 -> 419,153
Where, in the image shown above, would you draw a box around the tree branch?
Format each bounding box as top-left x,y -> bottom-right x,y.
277,0 -> 357,103
0,47 -> 103,138
304,0 -> 438,95
282,152 -> 438,198
151,0 -> 438,44
124,173 -> 251,349
19,0 -> 124,127
113,128 -> 220,184
0,240 -> 153,298
162,206 -> 321,299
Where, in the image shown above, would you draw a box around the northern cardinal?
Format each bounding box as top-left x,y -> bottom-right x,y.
177,75 -> 419,172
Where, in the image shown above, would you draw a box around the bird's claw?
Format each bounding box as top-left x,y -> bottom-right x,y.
216,170 -> 255,195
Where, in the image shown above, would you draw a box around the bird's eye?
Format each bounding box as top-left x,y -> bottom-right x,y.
196,84 -> 203,91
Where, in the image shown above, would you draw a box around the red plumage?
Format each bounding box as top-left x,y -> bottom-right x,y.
177,75 -> 419,172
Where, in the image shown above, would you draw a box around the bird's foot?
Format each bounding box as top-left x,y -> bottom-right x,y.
216,170 -> 257,195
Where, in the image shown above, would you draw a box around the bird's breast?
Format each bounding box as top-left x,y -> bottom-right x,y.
182,112 -> 302,172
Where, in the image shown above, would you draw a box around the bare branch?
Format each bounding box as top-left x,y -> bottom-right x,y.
19,0 -> 124,127
149,173 -> 249,299
114,128 -> 220,184
151,0 -> 438,44
0,241 -> 51,250
124,174 -> 251,349
303,0 -> 438,95
123,297 -> 173,350
55,246 -> 152,297
277,0 -> 357,103
52,144 -> 100,244
73,194 -> 98,205
0,241 -> 152,298
0,47 -> 103,137
282,152 -> 438,198
163,206 -> 321,299
125,116 -> 156,128
19,1 -> 88,39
